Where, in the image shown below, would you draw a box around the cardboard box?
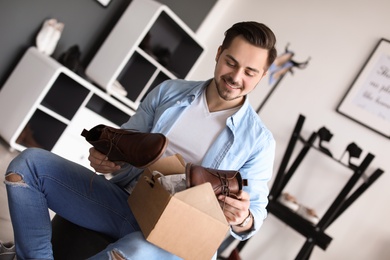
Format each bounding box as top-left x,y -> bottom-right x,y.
128,155 -> 229,260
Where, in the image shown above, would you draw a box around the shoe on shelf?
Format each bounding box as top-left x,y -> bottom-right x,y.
185,163 -> 247,199
317,126 -> 333,157
0,241 -> 15,260
277,192 -> 300,212
296,205 -> 320,225
81,124 -> 168,168
339,142 -> 363,170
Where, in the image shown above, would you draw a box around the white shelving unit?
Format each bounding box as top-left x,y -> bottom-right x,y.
86,0 -> 205,110
0,0 -> 204,169
0,47 -> 135,169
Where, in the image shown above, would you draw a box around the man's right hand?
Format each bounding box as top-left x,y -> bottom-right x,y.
88,147 -> 122,174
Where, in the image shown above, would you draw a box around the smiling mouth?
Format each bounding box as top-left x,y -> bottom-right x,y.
225,80 -> 241,90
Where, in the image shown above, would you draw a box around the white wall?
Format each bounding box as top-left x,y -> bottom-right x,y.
192,0 -> 390,259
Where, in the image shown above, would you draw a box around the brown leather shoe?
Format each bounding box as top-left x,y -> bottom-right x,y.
185,163 -> 247,199
81,124 -> 168,168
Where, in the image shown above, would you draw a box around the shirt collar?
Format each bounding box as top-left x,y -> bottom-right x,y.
229,95 -> 250,128
187,78 -> 252,127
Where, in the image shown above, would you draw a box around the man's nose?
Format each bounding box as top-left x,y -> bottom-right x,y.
230,68 -> 244,83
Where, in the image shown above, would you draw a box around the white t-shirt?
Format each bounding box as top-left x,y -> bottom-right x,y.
164,90 -> 240,164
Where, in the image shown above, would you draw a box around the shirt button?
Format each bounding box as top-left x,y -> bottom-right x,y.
176,101 -> 181,104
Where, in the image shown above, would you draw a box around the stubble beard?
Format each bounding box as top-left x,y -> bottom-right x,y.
214,76 -> 244,102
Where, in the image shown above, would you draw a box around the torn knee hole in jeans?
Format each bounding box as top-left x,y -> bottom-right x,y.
5,173 -> 25,185
109,249 -> 126,260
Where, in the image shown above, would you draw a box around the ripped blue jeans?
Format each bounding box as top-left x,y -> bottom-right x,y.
5,148 -> 182,260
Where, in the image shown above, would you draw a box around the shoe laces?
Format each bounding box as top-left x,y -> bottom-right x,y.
104,128 -> 140,160
215,171 -> 232,210
106,130 -> 125,157
218,172 -> 231,197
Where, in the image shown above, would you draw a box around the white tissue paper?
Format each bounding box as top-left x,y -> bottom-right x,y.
153,171 -> 186,194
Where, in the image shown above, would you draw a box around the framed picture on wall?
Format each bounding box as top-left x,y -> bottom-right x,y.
337,38 -> 390,138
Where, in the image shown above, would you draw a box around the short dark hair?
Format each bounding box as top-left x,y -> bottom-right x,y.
221,21 -> 277,69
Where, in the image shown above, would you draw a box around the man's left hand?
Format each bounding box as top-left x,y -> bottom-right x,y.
218,190 -> 253,232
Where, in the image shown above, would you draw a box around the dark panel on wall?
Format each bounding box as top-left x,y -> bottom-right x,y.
0,0 -> 216,90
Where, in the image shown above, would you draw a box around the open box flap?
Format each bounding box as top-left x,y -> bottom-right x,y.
148,153 -> 186,175
174,182 -> 228,225
128,169 -> 172,236
148,194 -> 229,260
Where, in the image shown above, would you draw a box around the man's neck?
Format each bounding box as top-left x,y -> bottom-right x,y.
205,81 -> 244,112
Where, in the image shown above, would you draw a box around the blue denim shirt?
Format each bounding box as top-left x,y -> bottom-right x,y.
111,79 -> 275,241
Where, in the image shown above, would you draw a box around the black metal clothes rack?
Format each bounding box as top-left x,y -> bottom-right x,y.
267,114 -> 384,259
218,114 -> 384,260
255,73 -> 286,113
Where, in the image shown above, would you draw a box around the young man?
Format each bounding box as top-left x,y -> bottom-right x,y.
5,21 -> 277,259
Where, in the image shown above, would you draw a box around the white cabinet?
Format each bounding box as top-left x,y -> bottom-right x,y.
0,47 -> 135,168
86,0 -> 204,110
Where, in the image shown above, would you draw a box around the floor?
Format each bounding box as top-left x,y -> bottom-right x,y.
0,138 -> 19,243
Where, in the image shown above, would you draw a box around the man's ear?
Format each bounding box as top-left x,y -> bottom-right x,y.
215,46 -> 222,62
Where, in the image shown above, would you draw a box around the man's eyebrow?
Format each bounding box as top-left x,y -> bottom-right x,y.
226,54 -> 260,73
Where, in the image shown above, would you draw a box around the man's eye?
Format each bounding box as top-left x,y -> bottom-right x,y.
226,61 -> 235,67
246,71 -> 255,77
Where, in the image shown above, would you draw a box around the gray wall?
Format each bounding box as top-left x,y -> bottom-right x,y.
0,0 -> 217,89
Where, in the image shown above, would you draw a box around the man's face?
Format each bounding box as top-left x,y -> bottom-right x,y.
213,35 -> 268,102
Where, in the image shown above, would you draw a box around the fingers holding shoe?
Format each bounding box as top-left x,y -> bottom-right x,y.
218,190 -> 252,230
88,147 -> 121,174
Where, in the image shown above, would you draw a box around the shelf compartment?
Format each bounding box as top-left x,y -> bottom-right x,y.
41,73 -> 90,120
15,110 -> 67,151
139,11 -> 203,78
117,52 -> 157,103
86,94 -> 131,126
267,200 -> 332,250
